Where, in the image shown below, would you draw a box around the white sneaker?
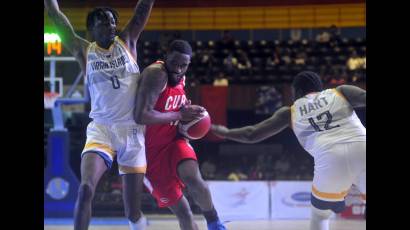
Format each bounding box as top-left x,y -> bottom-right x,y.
129,215 -> 148,230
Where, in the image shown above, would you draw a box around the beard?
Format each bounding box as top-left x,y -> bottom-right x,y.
167,72 -> 183,87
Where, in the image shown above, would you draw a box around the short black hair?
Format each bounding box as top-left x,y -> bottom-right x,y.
292,71 -> 323,95
86,7 -> 119,31
168,40 -> 193,56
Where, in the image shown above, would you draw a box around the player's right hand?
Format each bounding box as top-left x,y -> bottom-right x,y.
180,104 -> 205,121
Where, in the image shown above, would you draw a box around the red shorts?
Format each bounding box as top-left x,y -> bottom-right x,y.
144,139 -> 197,208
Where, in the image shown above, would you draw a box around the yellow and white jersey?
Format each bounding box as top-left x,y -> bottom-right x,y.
86,36 -> 140,125
291,88 -> 366,156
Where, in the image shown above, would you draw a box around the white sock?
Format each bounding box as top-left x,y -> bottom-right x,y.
310,206 -> 333,230
128,215 -> 147,230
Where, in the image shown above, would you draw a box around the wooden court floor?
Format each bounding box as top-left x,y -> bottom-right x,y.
45,218 -> 366,230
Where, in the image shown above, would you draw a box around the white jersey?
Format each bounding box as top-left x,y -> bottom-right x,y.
86,36 -> 140,125
291,88 -> 366,156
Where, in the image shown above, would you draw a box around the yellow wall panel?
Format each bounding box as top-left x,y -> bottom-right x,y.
45,4 -> 365,31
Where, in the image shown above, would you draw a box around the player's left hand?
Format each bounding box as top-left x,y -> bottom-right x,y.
180,104 -> 206,121
181,100 -> 206,114
186,104 -> 205,112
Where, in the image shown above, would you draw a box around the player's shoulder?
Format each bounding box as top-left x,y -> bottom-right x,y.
143,62 -> 166,76
316,88 -> 341,99
141,62 -> 168,90
335,84 -> 363,93
321,88 -> 335,95
334,85 -> 361,100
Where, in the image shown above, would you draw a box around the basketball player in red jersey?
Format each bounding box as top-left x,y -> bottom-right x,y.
134,40 -> 227,230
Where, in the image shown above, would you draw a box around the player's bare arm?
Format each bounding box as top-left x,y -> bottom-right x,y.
336,85 -> 366,108
134,66 -> 203,125
119,0 -> 155,57
211,106 -> 291,144
44,0 -> 89,70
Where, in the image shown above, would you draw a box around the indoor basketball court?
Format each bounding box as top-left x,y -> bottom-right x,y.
45,218 -> 366,230
44,0 -> 366,230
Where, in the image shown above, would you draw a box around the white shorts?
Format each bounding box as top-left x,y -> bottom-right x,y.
312,141 -> 366,202
81,121 -> 146,175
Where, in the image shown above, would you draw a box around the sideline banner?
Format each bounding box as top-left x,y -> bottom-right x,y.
270,181 -> 312,219
208,181 -> 270,220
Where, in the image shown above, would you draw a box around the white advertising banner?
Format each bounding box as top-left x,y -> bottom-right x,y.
207,181 -> 270,220
270,181 -> 312,219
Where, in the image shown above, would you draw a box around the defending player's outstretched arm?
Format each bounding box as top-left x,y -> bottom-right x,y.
211,106 -> 291,144
120,0 -> 155,44
44,0 -> 89,67
336,85 -> 366,108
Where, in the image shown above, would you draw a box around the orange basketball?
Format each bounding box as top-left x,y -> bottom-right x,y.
178,111 -> 211,140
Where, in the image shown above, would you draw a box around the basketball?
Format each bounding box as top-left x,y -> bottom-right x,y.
178,110 -> 211,140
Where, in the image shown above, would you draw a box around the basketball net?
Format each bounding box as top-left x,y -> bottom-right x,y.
44,92 -> 60,109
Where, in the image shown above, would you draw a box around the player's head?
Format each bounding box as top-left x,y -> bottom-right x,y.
86,7 -> 119,46
292,71 -> 323,100
164,40 -> 192,86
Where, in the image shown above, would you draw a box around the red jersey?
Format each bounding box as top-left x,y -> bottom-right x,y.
145,61 -> 187,151
143,61 -> 198,208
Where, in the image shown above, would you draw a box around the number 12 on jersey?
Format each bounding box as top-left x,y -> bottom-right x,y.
308,110 -> 340,132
